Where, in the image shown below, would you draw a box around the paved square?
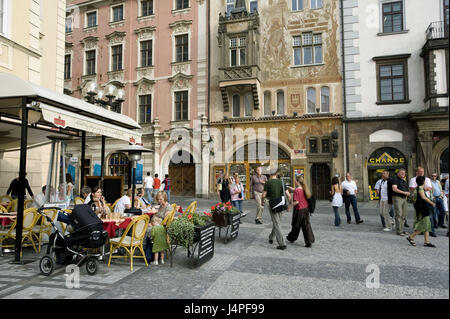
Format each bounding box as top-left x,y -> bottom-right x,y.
0,198 -> 448,299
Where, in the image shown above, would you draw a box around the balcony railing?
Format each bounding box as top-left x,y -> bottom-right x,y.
426,21 -> 449,40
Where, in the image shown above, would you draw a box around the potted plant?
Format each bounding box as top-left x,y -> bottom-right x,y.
168,210 -> 213,247
210,202 -> 240,227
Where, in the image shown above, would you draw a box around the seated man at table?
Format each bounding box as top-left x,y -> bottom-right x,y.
81,186 -> 92,204
114,188 -> 132,216
32,185 -> 47,208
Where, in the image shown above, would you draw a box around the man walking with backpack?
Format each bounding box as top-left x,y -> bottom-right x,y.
261,170 -> 288,250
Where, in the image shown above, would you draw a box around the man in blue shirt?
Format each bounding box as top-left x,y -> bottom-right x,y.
430,173 -> 446,230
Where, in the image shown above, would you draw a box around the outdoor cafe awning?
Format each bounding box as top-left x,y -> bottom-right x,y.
0,72 -> 142,151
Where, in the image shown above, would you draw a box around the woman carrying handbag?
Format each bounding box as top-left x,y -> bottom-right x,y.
286,175 -> 315,247
406,176 -> 436,247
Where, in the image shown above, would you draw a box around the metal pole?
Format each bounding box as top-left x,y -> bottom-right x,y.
45,141 -> 56,204
14,97 -> 28,262
80,131 -> 86,194
131,163 -> 136,209
101,135 -> 106,188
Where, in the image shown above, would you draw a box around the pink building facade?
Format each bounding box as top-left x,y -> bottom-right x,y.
65,0 -> 210,197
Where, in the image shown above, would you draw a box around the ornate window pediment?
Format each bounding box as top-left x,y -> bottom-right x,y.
135,27 -> 156,40
106,31 -> 126,44
80,36 -> 98,50
134,77 -> 156,95
168,73 -> 193,90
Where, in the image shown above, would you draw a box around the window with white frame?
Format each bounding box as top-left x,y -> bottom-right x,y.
264,91 -> 272,116
244,94 -> 253,117
86,10 -> 97,28
232,94 -> 240,118
250,0 -> 258,13
112,4 -> 124,22
277,90 -> 285,115
175,0 -> 189,10
140,40 -> 153,67
139,95 -> 152,123
320,86 -> 330,112
85,50 -> 96,75
292,0 -> 303,11
230,37 -> 246,66
65,16 -> 73,33
310,0 -> 323,9
175,34 -> 189,62
111,44 -> 123,71
307,87 -> 316,113
294,33 -> 322,66
226,0 -> 234,16
175,91 -> 189,121
141,0 -> 153,16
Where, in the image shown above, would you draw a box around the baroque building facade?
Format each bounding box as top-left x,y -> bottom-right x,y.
64,0 -> 210,197
342,0 -> 449,201
208,0 -> 344,200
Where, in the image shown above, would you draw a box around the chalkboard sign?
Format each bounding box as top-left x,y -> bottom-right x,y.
191,222 -> 215,267
85,176 -> 124,205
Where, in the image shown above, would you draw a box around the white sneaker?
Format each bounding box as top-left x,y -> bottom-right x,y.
160,260 -> 165,265
383,228 -> 392,232
151,261 -> 158,265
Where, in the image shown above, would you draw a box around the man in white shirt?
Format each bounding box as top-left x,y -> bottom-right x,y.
409,166 -> 432,197
114,188 -> 132,215
374,170 -> 393,231
143,172 -> 154,205
32,185 -> 47,208
341,172 -> 363,224
81,186 -> 92,204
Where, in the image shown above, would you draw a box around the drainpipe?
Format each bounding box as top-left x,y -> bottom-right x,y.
207,0 -> 211,127
340,0 -> 349,173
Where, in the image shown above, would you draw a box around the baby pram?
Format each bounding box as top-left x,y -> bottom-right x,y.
38,204 -> 108,276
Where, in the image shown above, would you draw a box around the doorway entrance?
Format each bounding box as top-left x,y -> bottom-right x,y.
311,163 -> 330,200
169,152 -> 195,196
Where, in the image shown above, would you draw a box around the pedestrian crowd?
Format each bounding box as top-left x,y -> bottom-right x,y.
216,165 -> 449,251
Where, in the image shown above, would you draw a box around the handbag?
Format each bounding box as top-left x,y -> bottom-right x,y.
413,190 -> 432,217
269,180 -> 288,213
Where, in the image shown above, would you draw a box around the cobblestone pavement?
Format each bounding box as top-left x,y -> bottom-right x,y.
0,198 -> 448,299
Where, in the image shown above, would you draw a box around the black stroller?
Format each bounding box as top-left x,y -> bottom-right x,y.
38,204 -> 108,276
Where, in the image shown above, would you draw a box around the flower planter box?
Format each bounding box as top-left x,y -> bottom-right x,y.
212,211 -> 239,228
212,211 -> 240,243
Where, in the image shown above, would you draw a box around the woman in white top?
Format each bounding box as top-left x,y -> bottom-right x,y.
330,176 -> 343,226
66,173 -> 74,205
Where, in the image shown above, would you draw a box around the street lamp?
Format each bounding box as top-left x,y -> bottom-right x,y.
85,82 -> 125,113
116,145 -> 153,215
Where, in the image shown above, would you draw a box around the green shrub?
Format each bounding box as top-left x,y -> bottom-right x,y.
167,216 -> 195,248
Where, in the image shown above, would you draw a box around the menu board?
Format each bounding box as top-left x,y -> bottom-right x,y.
192,223 -> 215,267
229,213 -> 240,241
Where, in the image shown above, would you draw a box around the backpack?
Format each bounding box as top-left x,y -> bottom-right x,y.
307,195 -> 316,214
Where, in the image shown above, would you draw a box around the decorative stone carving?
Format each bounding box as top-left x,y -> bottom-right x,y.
107,70 -> 124,83
169,20 -> 192,34
134,78 -> 156,95
135,27 -> 156,40
106,31 -> 126,45
169,73 -> 193,91
81,36 -> 98,50
171,62 -> 190,75
136,67 -> 155,80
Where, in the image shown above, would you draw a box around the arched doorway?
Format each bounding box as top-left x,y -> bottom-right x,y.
229,141 -> 291,199
311,163 -> 330,200
169,151 -> 195,196
440,148 -> 449,178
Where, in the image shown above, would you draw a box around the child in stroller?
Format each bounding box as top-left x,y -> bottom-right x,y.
38,204 -> 108,276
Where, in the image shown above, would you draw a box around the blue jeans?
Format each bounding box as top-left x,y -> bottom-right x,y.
381,205 -> 395,227
434,197 -> 446,226
332,206 -> 341,226
165,190 -> 171,204
145,188 -> 153,204
232,200 -> 243,213
344,195 -> 361,222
